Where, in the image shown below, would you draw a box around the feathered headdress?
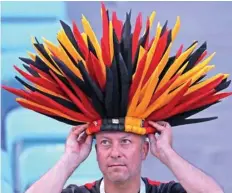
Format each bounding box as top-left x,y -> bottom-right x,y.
2,3 -> 232,135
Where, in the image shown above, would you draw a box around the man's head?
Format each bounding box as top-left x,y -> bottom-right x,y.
95,131 -> 149,183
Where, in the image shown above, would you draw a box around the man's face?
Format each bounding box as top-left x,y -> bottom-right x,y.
95,131 -> 149,183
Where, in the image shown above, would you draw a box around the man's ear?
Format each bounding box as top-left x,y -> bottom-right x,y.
95,144 -> 99,162
142,141 -> 149,160
95,144 -> 97,152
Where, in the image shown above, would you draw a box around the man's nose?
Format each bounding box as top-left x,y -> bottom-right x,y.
109,143 -> 121,159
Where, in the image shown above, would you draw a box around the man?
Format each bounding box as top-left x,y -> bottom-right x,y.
2,3 -> 231,193
25,121 -> 223,193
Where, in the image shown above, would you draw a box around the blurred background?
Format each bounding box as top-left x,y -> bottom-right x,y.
1,1 -> 232,193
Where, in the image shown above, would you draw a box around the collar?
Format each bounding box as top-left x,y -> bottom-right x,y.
100,178 -> 146,193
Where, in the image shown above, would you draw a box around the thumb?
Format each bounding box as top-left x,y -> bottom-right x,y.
85,135 -> 93,146
148,134 -> 157,147
68,124 -> 88,142
148,134 -> 159,157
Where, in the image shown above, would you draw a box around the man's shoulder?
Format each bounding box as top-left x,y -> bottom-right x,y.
62,179 -> 101,193
62,178 -> 186,193
142,177 -> 187,193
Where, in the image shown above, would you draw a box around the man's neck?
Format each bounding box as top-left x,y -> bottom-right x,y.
102,175 -> 141,193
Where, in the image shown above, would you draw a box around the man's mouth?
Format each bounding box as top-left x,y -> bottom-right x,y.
108,164 -> 126,167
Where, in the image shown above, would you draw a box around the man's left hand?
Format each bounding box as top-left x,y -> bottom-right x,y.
148,121 -> 173,164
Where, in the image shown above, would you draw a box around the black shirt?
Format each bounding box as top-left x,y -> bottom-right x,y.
61,177 -> 186,193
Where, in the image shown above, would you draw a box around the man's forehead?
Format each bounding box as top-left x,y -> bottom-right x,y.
95,131 -> 133,139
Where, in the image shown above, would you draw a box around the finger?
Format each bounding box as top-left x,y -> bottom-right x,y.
148,121 -> 166,132
148,134 -> 157,145
85,135 -> 93,146
156,121 -> 171,128
72,124 -> 89,134
68,124 -> 88,141
77,131 -> 88,143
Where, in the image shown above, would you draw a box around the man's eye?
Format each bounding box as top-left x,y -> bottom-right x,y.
101,140 -> 110,145
121,139 -> 131,144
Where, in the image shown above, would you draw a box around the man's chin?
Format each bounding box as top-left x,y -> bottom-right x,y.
107,173 -> 129,183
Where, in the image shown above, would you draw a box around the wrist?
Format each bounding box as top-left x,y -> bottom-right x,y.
61,153 -> 82,174
159,146 -> 177,166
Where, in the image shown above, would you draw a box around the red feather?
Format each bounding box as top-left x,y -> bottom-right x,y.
17,99 -> 57,116
29,64 -> 55,83
86,52 -> 97,82
149,74 -> 179,106
14,65 -> 63,95
31,91 -> 91,122
195,51 -> 207,65
112,11 -> 123,41
163,90 -> 216,119
101,38 -> 111,66
66,76 -> 100,119
176,44 -> 184,58
148,80 -> 191,120
187,92 -> 232,112
181,75 -> 224,103
128,52 -> 147,103
49,70 -> 95,120
143,30 -> 169,85
72,21 -> 88,59
101,3 -> 110,65
2,86 -> 34,102
90,52 -> 106,90
132,12 -> 142,63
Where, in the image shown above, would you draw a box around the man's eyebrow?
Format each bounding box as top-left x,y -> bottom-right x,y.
100,136 -> 111,140
121,134 -> 131,139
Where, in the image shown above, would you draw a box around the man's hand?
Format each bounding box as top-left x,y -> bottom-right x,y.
147,121 -> 224,193
25,124 -> 93,193
64,124 -> 93,168
148,121 -> 173,164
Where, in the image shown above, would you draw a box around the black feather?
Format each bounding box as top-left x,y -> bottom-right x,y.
60,20 -> 84,59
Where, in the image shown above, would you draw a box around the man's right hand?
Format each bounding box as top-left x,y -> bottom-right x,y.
25,124 -> 93,193
64,124 -> 93,169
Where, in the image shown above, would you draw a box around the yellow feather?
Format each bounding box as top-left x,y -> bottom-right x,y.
109,21 -> 114,63
172,16 -> 181,41
169,52 -> 216,91
42,38 -> 60,57
35,85 -> 71,101
58,43 -> 83,79
16,98 -> 79,122
154,43 -> 173,81
81,33 -> 88,48
224,74 -> 230,79
132,46 -> 146,81
27,51 -> 36,61
137,46 -> 146,64
43,43 -> 64,75
135,70 -> 159,117
149,11 -> 156,29
186,73 -> 223,95
139,43 -> 172,101
125,117 -> 142,127
141,88 -> 170,118
128,46 -> 150,115
57,30 -> 85,64
163,80 -> 191,106
135,43 -> 172,117
157,42 -> 198,91
143,22 -> 162,77
176,62 -> 188,75
191,65 -> 215,85
142,75 -> 190,118
81,15 -> 106,78
32,40 -> 63,76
